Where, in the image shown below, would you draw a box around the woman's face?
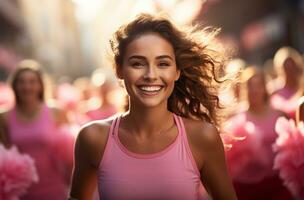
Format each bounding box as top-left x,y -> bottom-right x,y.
118,32 -> 180,108
15,70 -> 42,103
283,57 -> 303,80
247,73 -> 267,106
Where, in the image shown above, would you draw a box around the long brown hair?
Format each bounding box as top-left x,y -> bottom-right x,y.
110,13 -> 229,129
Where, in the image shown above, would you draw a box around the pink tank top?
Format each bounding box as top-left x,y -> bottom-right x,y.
8,104 -> 67,200
98,114 -> 206,200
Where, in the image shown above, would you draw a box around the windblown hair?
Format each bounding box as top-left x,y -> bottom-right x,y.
110,13 -> 230,129
9,59 -> 44,105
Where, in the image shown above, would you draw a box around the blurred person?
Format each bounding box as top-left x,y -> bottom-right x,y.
224,66 -> 293,200
69,13 -> 236,200
0,60 -> 71,200
271,46 -> 304,118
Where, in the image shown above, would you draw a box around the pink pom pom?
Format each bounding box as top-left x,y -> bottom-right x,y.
0,145 -> 39,200
274,117 -> 304,199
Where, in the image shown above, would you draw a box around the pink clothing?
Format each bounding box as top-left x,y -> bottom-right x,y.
98,114 -> 206,200
270,87 -> 298,118
273,87 -> 297,100
7,104 -> 67,200
225,110 -> 281,183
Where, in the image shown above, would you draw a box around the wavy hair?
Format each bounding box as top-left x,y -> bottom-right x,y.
110,13 -> 230,129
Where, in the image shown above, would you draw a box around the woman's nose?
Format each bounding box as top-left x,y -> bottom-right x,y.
143,66 -> 157,80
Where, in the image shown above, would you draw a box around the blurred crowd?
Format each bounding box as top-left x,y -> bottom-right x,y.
0,45 -> 303,200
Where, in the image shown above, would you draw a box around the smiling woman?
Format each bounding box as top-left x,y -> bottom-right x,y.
69,13 -> 237,200
118,32 -> 180,108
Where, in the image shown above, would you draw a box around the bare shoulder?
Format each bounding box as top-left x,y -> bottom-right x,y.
182,118 -> 222,150
75,118 -> 114,167
181,117 -> 224,171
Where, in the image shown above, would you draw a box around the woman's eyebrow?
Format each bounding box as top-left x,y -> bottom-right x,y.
128,55 -> 146,61
156,55 -> 173,60
128,55 -> 173,61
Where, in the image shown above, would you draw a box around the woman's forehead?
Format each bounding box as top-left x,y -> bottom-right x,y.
125,33 -> 174,57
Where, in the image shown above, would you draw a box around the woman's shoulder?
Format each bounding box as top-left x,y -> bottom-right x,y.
78,119 -> 113,144
181,117 -> 224,170
75,117 -> 115,167
182,117 -> 222,152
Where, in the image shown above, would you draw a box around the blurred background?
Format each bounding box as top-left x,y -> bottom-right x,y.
0,0 -> 303,80
0,1 -> 304,200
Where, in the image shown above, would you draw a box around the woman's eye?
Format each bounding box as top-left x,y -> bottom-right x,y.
159,62 -> 170,67
131,62 -> 144,68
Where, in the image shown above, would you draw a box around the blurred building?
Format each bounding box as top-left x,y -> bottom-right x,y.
197,0 -> 304,65
0,0 -> 26,80
19,0 -> 85,78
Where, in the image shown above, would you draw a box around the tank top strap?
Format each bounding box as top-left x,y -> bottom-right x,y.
174,114 -> 201,176
99,116 -> 119,167
113,115 -> 121,137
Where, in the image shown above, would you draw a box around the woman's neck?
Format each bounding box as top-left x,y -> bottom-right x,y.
123,103 -> 174,138
248,103 -> 269,117
16,101 -> 42,117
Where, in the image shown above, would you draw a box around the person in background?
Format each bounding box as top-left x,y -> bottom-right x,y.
0,59 -> 71,200
225,66 -> 293,200
271,47 -> 303,118
69,13 -> 236,200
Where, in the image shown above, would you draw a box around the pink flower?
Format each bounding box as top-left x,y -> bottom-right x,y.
274,117 -> 304,199
0,145 -> 39,200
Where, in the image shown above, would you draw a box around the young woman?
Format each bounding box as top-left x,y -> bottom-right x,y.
225,67 -> 293,200
0,60 -> 71,200
271,47 -> 303,117
70,13 -> 236,200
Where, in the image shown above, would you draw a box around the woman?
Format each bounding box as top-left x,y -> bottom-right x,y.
70,13 -> 236,200
0,60 -> 71,200
271,46 -> 303,118
225,67 -> 293,200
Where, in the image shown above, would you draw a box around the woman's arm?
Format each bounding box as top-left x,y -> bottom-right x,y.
186,120 -> 237,200
69,122 -> 110,200
200,124 -> 237,200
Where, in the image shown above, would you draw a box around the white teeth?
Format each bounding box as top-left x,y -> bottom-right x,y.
139,86 -> 162,92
